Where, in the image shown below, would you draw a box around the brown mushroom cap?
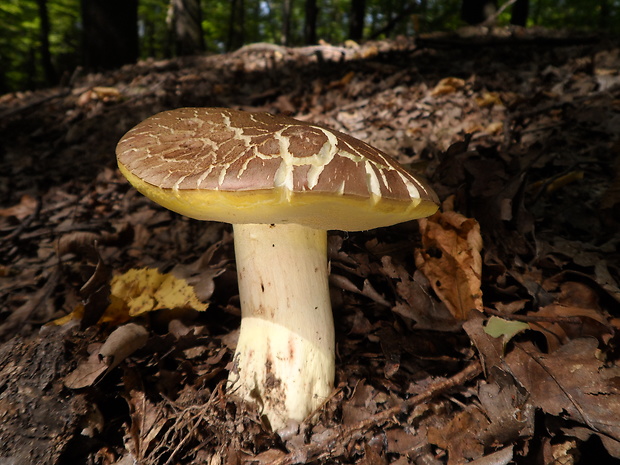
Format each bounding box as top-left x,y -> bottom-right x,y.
116,107 -> 439,231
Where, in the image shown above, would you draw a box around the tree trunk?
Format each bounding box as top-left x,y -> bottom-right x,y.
510,0 -> 528,26
167,0 -> 205,56
35,0 -> 57,85
349,0 -> 366,42
81,0 -> 138,70
281,0 -> 292,46
227,0 -> 245,51
599,0 -> 610,30
369,2 -> 417,40
461,0 -> 497,25
304,0 -> 318,45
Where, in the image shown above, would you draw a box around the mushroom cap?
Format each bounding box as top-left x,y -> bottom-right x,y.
116,107 -> 439,231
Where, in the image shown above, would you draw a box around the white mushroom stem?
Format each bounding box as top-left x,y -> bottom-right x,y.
230,223 -> 335,431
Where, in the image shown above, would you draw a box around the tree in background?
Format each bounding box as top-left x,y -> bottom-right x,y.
304,0 -> 318,44
35,0 -> 57,85
81,0 -> 138,70
227,0 -> 245,50
461,0 -> 497,24
167,0 -> 205,55
349,0 -> 366,41
511,0 -> 529,26
1,0 -> 620,92
281,0 -> 292,45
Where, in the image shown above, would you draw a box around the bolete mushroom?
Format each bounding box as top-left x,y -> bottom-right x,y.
116,107 -> 439,430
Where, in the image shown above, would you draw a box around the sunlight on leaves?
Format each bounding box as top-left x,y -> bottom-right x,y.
415,205 -> 483,320
52,267 -> 208,326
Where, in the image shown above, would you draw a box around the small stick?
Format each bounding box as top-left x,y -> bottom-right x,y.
273,361 -> 482,465
483,307 -> 582,325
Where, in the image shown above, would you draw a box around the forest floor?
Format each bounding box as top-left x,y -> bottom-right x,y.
1,28 -> 620,465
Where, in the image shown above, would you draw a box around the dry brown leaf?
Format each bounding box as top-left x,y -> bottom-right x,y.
430,77 -> 466,97
427,407 -> 489,464
475,91 -> 503,108
123,370 -> 171,460
415,210 -> 483,320
505,338 -> 620,456
329,273 -> 390,306
529,303 -> 611,351
0,194 -> 37,219
63,343 -> 107,389
63,324 -> 148,389
98,323 -> 149,371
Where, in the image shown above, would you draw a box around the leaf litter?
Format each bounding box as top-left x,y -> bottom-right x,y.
1,30 -> 620,464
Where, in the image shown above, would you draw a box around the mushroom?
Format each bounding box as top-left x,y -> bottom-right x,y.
116,107 -> 439,430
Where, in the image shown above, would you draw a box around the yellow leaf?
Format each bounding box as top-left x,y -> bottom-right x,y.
430,77 -> 466,97
50,268 -> 208,326
49,304 -> 85,325
110,268 -> 208,319
475,91 -> 503,108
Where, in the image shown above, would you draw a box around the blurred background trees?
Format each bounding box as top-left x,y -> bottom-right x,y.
0,0 -> 618,93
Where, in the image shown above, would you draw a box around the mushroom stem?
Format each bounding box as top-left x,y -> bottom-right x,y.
230,223 -> 335,430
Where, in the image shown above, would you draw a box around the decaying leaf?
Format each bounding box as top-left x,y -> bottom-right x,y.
427,406 -> 489,464
506,338 -> 620,457
0,194 -> 38,220
64,323 -> 149,389
415,208 -> 483,320
123,370 -> 170,461
430,77 -> 466,97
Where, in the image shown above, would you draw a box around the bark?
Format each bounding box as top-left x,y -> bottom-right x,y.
36,0 -> 57,85
510,0 -> 529,26
227,0 -> 245,51
281,0 -> 292,46
349,0 -> 366,42
304,0 -> 318,45
80,0 -> 138,70
167,0 -> 205,56
461,0 -> 497,25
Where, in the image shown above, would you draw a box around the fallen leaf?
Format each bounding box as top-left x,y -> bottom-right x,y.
475,91 -> 503,108
64,323 -> 148,389
427,406 -> 488,464
106,267 -> 208,322
52,267 -> 208,326
0,194 -> 37,220
123,369 -> 170,460
505,338 -> 620,455
415,209 -> 483,320
430,77 -> 466,97
98,323 -> 149,371
484,316 -> 529,348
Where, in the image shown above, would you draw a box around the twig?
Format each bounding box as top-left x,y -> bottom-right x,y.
0,196 -> 42,247
483,307 -> 582,325
273,361 -> 482,465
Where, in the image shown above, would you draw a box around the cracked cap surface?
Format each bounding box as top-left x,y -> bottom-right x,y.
116,107 -> 439,230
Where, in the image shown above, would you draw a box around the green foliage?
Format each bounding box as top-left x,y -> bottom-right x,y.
1,0 -> 619,93
0,0 -> 40,91
0,0 -> 79,92
139,0 -> 170,58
